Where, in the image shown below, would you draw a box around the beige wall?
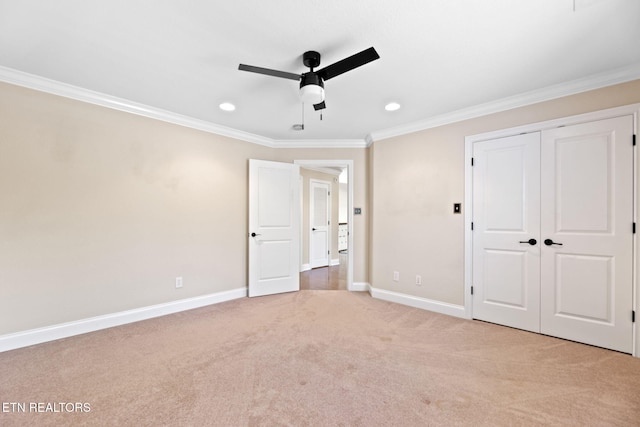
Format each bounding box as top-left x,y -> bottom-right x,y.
370,79 -> 640,305
299,169 -> 341,266
0,82 -> 369,335
3,77 -> 639,337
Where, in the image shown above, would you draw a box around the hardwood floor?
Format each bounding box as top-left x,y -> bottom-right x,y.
300,252 -> 348,290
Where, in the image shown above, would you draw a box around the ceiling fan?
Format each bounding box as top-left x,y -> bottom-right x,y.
238,47 -> 380,111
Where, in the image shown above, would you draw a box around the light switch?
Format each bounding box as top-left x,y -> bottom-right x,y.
354,207 -> 362,215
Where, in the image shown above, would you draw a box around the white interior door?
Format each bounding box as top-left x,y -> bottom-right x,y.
309,179 -> 330,268
472,133 -> 541,332
540,116 -> 634,353
248,159 -> 300,297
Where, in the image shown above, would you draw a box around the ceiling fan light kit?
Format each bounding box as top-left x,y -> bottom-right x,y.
299,71 -> 325,105
238,46 -> 380,115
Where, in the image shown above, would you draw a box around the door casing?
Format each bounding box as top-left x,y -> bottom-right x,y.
295,160 -> 354,291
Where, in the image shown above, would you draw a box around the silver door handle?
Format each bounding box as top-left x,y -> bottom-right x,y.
250,232 -> 261,237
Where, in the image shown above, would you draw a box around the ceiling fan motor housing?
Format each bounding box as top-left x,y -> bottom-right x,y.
302,50 -> 321,69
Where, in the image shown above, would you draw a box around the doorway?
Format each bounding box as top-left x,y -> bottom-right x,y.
295,160 -> 354,291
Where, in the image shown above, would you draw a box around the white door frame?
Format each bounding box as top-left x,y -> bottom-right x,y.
295,159 -> 354,291
464,103 -> 640,358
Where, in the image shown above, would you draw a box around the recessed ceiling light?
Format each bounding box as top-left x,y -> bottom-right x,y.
219,102 -> 236,112
385,102 -> 401,111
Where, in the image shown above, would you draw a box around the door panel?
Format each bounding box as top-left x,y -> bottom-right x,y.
472,132 -> 541,332
554,134 -> 611,233
484,249 -> 528,308
555,254 -> 613,323
540,116 -> 633,353
249,159 -> 300,297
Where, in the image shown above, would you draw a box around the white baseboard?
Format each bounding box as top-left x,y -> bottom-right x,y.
330,258 -> 340,266
350,282 -> 370,292
0,287 -> 247,353
300,264 -> 311,272
369,286 -> 466,318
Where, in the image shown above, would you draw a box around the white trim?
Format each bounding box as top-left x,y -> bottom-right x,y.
330,258 -> 340,266
3,64 -> 639,149
369,287 -> 466,319
368,62 -> 640,143
465,103 -> 640,358
0,66 -> 275,148
273,139 -> 368,149
0,287 -> 247,353
301,263 -> 311,272
351,282 -> 370,292
295,160 -> 354,292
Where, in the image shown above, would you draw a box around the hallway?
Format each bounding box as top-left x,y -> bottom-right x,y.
300,252 -> 348,290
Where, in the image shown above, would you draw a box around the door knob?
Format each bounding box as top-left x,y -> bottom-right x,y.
519,238 -> 537,246
250,232 -> 261,237
544,239 -> 563,246
312,228 -> 317,231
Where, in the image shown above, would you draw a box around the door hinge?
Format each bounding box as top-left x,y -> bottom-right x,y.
471,286 -> 474,295
633,310 -> 636,323
328,191 -> 330,196
328,250 -> 330,255
634,222 -> 636,234
633,134 -> 636,146
471,222 -> 474,231
471,157 -> 475,166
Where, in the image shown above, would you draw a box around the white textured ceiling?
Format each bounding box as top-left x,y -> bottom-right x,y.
1,0 -> 639,143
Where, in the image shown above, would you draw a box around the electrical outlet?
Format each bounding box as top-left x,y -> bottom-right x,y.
175,277 -> 183,288
415,275 -> 422,286
393,271 -> 400,282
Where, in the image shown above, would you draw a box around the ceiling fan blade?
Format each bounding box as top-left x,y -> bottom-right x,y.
316,47 -> 380,81
238,64 -> 300,81
313,101 -> 326,111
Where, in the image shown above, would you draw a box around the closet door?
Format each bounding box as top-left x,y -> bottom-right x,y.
540,116 -> 634,353
472,133 -> 541,332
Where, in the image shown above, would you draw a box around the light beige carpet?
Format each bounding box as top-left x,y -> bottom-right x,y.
1,290 -> 640,426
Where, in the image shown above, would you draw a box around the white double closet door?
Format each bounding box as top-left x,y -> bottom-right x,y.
472,116 -> 634,353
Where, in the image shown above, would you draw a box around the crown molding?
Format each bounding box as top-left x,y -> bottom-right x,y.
272,138 -> 368,149
3,63 -> 639,149
367,62 -> 640,143
0,66 -> 277,148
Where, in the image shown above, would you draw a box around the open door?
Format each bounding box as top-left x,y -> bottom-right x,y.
248,159 -> 300,297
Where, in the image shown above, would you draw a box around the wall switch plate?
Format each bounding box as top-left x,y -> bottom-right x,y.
175,277 -> 183,288
354,207 -> 362,215
453,203 -> 461,214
